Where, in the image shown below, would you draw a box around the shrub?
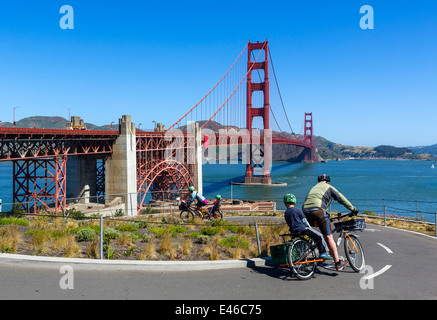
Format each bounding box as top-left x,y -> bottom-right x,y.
188,232 -> 201,239
75,228 -> 96,242
114,209 -> 125,217
10,204 -> 25,217
219,236 -> 249,250
65,208 -> 85,220
136,221 -> 149,229
196,235 -> 210,244
149,226 -> 186,238
170,226 -> 187,234
116,223 -> 139,232
199,226 -> 220,236
0,217 -> 29,226
149,227 -> 169,238
103,228 -> 120,244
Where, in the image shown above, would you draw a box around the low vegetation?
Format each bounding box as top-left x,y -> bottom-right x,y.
0,210 -> 434,260
0,213 -> 275,260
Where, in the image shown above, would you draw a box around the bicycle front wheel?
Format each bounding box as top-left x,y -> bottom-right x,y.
180,210 -> 193,220
288,238 -> 317,280
344,234 -> 365,272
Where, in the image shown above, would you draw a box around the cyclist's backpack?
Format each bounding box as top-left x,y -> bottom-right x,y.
196,192 -> 208,206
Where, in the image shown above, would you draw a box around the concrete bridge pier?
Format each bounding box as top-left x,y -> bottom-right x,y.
66,155 -> 98,203
105,115 -> 137,216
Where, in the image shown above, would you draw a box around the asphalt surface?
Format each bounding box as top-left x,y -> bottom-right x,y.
0,222 -> 436,300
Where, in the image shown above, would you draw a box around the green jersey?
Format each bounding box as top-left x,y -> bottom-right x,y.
302,182 -> 357,212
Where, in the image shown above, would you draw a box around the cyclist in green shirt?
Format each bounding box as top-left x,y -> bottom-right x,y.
302,174 -> 358,271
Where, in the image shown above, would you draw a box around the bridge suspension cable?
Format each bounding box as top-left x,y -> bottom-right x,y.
166,41 -> 249,132
200,41 -> 267,130
268,47 -> 296,137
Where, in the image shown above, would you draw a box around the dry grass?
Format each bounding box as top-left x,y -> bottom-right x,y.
85,239 -> 100,259
363,216 -> 435,236
200,241 -> 219,260
29,229 -> 51,253
0,225 -> 22,253
63,236 -> 81,258
180,237 -> 193,255
117,233 -> 134,247
159,232 -> 174,257
138,241 -> 157,260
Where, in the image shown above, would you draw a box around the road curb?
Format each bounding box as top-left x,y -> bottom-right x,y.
0,253 -> 272,271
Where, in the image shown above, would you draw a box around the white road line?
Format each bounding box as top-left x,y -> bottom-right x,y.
364,228 -> 380,232
363,265 -> 392,280
377,243 -> 393,254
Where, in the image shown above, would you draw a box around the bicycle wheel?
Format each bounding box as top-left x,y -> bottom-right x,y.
210,210 -> 223,221
288,238 -> 317,280
180,210 -> 193,220
344,234 -> 365,272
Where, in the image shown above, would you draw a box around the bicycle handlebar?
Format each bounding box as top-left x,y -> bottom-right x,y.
332,210 -> 359,221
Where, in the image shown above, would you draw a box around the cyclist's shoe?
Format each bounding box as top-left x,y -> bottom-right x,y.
319,253 -> 333,260
335,259 -> 348,271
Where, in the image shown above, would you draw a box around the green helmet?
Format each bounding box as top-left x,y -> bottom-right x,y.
283,193 -> 296,204
188,186 -> 195,192
215,195 -> 221,199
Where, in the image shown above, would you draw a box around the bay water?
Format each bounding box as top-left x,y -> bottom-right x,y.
1,159 -> 436,222
203,159 -> 437,222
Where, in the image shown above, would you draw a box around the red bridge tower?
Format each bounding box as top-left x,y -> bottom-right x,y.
245,40 -> 272,184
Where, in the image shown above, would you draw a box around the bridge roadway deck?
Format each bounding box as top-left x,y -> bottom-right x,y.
0,127 -> 311,161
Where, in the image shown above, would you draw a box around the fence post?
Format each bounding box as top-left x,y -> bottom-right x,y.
255,223 -> 261,257
100,215 -> 103,260
435,212 -> 437,238
384,205 -> 387,227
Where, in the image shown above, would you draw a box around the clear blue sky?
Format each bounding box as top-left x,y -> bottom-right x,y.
0,1 -> 436,147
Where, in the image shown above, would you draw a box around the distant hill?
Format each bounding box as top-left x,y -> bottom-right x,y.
409,144 -> 437,157
0,116 -> 116,131
316,137 -> 435,161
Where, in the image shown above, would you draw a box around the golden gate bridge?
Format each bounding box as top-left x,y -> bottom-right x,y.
0,40 -> 314,215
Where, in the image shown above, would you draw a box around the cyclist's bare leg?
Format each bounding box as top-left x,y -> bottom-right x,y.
325,234 -> 340,263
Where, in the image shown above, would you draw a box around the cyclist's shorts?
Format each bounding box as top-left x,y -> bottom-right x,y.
304,209 -> 332,236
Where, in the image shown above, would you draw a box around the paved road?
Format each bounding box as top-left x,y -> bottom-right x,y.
0,223 -> 436,300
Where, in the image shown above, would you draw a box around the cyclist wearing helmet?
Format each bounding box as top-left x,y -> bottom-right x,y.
283,193 -> 331,260
302,174 -> 358,270
209,195 -> 222,217
187,186 -> 208,210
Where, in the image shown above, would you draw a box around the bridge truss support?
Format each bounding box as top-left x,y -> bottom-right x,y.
13,156 -> 67,214
136,129 -> 195,212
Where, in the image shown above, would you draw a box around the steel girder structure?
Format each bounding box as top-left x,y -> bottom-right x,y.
13,156 -> 67,214
0,136 -> 115,161
136,132 -> 194,210
0,128 -> 117,214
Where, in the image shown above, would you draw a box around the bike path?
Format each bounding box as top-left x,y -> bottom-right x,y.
0,223 -> 436,299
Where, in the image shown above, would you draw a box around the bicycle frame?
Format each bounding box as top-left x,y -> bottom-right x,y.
332,214 -> 361,251
279,234 -> 323,266
334,228 -> 360,253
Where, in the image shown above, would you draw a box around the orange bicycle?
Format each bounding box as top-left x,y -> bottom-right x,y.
271,212 -> 366,280
179,200 -> 223,221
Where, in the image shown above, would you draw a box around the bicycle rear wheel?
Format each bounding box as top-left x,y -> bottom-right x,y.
344,234 -> 365,272
288,238 -> 317,280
